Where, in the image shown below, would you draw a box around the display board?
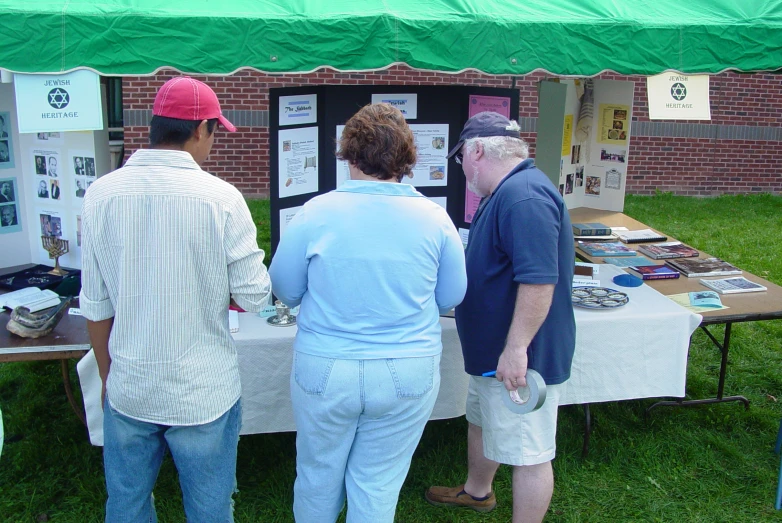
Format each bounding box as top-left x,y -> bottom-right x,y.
269,85 -> 519,254
537,79 -> 635,212
0,81 -> 111,271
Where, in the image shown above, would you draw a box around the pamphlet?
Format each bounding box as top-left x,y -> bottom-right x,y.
688,291 -> 723,308
666,292 -> 729,313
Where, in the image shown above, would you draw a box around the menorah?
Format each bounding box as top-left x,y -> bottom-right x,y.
41,236 -> 70,276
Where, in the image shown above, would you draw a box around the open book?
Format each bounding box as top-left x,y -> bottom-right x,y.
1,287 -> 61,313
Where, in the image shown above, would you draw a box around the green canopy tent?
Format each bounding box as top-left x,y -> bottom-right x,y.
0,0 -> 780,76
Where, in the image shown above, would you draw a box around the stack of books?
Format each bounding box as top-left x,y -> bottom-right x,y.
665,257 -> 742,278
637,241 -> 699,260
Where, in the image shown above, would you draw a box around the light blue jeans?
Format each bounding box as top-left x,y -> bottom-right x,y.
291,351 -> 441,523
102,397 -> 241,523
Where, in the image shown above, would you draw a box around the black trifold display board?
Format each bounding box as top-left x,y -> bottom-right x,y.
269,85 -> 519,255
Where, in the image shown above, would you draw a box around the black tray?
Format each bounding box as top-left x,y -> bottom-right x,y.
0,264 -> 79,291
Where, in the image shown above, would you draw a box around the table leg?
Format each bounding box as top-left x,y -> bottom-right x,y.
646,322 -> 750,414
582,404 -> 592,458
60,359 -> 87,426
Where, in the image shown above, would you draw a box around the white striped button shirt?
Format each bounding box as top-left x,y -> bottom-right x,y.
79,149 -> 272,426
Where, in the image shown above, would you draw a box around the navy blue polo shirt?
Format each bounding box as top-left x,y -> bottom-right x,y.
455,159 -> 576,384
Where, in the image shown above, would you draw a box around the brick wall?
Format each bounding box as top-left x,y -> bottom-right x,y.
123,67 -> 782,197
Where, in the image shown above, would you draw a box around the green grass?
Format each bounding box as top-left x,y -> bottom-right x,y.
2,194 -> 782,522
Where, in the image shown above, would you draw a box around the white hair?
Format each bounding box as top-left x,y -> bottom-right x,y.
464,135 -> 529,162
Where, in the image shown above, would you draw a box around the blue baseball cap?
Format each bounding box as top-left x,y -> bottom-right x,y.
447,111 -> 522,159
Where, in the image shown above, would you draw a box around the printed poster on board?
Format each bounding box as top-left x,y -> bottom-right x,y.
405,124 -> 448,187
465,95 -> 511,223
279,94 -> 317,126
647,73 -> 711,120
371,93 -> 418,119
15,70 -> 103,133
597,104 -> 630,145
278,126 -> 319,198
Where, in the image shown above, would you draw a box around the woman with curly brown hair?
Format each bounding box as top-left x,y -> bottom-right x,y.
270,103 -> 467,523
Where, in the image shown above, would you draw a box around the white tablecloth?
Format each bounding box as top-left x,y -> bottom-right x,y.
560,264 -> 702,405
77,265 -> 701,446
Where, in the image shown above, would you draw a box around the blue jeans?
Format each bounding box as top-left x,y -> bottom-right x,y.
291,352 -> 441,523
102,397 -> 241,523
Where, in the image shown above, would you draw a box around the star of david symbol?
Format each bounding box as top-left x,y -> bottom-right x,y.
48,88 -> 70,109
670,83 -> 687,101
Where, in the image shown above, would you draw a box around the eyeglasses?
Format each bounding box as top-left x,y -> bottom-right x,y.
455,152 -> 463,165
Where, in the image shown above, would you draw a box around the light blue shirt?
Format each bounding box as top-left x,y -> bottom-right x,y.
270,180 -> 467,359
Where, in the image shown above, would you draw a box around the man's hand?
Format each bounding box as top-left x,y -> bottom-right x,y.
495,346 -> 528,391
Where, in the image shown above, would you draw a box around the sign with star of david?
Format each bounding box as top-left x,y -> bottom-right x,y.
646,73 -> 711,121
14,70 -> 103,133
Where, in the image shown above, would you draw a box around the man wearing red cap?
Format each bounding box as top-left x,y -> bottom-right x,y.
80,76 -> 271,522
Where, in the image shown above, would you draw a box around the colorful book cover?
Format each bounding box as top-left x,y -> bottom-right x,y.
577,241 -> 636,257
637,241 -> 699,260
630,265 -> 680,280
688,291 -> 723,308
665,257 -> 741,277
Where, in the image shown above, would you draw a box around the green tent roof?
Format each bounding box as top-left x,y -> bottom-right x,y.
1,0 -> 780,76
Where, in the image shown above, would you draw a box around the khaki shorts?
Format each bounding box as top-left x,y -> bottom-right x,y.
465,375 -> 561,466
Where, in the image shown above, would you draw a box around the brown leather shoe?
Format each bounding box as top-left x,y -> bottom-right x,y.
425,484 -> 497,513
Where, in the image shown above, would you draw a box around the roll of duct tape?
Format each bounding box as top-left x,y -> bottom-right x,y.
501,369 -> 547,414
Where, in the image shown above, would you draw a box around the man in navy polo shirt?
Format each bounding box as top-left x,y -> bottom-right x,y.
426,112 -> 575,523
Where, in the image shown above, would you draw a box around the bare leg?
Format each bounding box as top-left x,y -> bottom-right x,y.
463,422 -> 500,497
511,461 -> 553,523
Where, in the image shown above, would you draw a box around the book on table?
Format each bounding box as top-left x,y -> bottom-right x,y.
616,229 -> 668,244
1,287 -> 61,312
636,241 -> 699,260
602,257 -> 661,268
699,276 -> 767,294
574,227 -> 628,242
577,241 -> 636,257
572,222 -> 612,236
665,257 -> 742,277
630,265 -> 680,280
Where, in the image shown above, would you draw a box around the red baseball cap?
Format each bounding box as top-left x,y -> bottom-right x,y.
153,76 -> 236,132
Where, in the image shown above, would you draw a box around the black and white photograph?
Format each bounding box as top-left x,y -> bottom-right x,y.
0,112 -> 14,169
73,156 -> 85,175
0,203 -> 18,227
35,132 -> 63,144
84,156 -> 96,177
35,155 -> 47,174
575,166 -> 584,187
48,155 -> 59,177
0,140 -> 10,165
37,179 -> 49,199
50,179 -> 61,200
0,179 -> 15,203
75,179 -> 86,198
